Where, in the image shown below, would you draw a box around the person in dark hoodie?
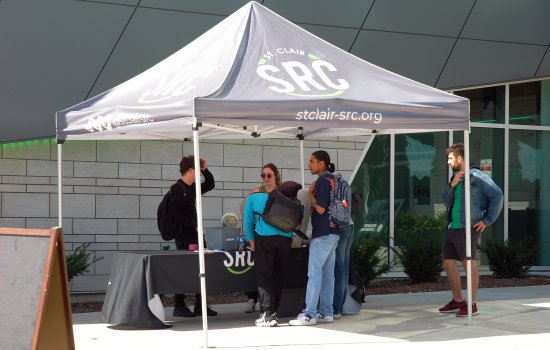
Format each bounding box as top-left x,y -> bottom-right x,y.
439,143 -> 503,317
169,155 -> 217,318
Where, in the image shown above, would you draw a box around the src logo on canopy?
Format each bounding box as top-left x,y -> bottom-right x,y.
223,251 -> 254,274
256,50 -> 350,97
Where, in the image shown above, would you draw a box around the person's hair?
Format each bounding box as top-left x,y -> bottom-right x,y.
179,155 -> 204,175
311,150 -> 335,173
446,143 -> 464,160
262,163 -> 281,186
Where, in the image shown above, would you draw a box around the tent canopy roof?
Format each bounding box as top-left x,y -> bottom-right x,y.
56,2 -> 469,141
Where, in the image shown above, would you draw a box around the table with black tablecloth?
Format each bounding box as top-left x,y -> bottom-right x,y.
101,249 -> 310,328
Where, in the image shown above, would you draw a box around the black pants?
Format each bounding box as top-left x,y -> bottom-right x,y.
247,291 -> 259,303
254,234 -> 292,315
174,238 -> 203,308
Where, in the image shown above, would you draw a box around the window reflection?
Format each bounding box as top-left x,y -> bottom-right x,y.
351,135 -> 390,259
453,129 -> 504,266
510,81 -> 542,126
509,130 -> 550,265
393,132 -> 448,261
455,86 -> 505,124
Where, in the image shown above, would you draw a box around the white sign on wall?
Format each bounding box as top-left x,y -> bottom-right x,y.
481,159 -> 492,178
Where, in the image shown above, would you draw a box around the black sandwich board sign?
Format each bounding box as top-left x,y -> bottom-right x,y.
0,227 -> 75,350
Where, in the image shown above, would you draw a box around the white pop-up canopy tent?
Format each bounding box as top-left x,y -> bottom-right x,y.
56,1 -> 473,345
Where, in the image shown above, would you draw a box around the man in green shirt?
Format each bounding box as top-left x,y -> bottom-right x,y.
439,143 -> 503,317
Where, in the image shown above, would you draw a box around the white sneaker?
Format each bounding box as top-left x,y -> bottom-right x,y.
315,312 -> 333,323
289,313 -> 317,326
255,312 -> 278,327
333,313 -> 342,320
244,299 -> 256,313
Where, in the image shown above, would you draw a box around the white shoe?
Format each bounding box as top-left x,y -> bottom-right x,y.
315,312 -> 333,323
255,312 -> 278,327
244,299 -> 256,313
289,313 -> 317,326
333,313 -> 342,320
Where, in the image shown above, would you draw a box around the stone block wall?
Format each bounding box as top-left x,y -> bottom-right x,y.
0,136 -> 369,292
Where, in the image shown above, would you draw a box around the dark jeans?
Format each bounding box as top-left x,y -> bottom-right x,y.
247,291 -> 259,303
254,234 -> 292,315
174,238 -> 203,308
332,224 -> 353,315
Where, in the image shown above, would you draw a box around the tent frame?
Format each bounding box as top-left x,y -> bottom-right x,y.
56,123 -> 473,348
54,2 -> 472,346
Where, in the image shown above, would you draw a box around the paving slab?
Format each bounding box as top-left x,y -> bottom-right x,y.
72,285 -> 550,350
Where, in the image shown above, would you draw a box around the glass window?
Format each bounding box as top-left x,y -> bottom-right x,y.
351,135 -> 390,261
509,130 -> 550,265
509,80 -> 550,126
393,132 -> 448,260
455,86 -> 505,124
454,129 -> 505,266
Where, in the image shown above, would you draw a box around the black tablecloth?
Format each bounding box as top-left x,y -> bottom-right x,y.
101,249 -> 309,328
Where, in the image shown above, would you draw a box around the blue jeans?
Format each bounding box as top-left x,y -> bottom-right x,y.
332,224 -> 353,315
303,234 -> 340,317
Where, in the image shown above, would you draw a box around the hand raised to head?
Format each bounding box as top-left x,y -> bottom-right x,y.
200,157 -> 207,171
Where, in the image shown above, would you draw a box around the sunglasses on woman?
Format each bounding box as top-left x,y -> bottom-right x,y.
260,173 -> 273,179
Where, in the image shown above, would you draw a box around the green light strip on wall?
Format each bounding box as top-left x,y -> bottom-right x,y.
1,138 -> 54,146
473,115 -> 533,123
473,119 -> 497,123
509,116 -> 533,120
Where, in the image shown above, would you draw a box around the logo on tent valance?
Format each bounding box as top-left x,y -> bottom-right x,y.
257,50 -> 349,97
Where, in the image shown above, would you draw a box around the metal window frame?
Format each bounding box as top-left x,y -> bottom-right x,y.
446,78 -> 550,250
504,84 -> 510,241
386,77 -> 550,271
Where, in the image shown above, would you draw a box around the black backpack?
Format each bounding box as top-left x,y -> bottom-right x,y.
157,182 -> 187,241
256,190 -> 304,233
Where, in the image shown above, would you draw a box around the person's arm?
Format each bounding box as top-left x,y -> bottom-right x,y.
441,184 -> 453,208
200,167 -> 215,194
243,196 -> 257,242
240,188 -> 259,217
167,185 -> 197,230
309,181 -> 324,214
311,178 -> 331,214
297,189 -> 312,232
442,172 -> 463,208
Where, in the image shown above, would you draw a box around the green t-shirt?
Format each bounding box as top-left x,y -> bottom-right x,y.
451,181 -> 462,229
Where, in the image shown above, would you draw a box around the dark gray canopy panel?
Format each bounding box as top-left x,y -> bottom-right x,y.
56,2 -> 468,141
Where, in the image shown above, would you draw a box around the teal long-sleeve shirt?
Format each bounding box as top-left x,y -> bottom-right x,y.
243,193 -> 293,241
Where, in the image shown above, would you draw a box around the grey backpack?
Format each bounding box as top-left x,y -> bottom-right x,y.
256,190 -> 304,233
328,173 -> 352,227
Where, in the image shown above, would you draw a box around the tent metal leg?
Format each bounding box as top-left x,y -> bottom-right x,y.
58,142 -> 63,228
448,131 -> 453,183
193,121 -> 209,348
348,135 -> 374,184
389,134 -> 395,265
464,129 -> 472,325
300,138 -> 305,187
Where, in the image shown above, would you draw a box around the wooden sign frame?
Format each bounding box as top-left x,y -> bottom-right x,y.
0,227 -> 75,350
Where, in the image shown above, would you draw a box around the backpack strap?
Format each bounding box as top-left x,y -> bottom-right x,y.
172,182 -> 187,205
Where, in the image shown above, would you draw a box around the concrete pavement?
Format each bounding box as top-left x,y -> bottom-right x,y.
72,285 -> 550,349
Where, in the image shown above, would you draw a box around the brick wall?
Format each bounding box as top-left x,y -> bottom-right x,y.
0,136 -> 368,292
